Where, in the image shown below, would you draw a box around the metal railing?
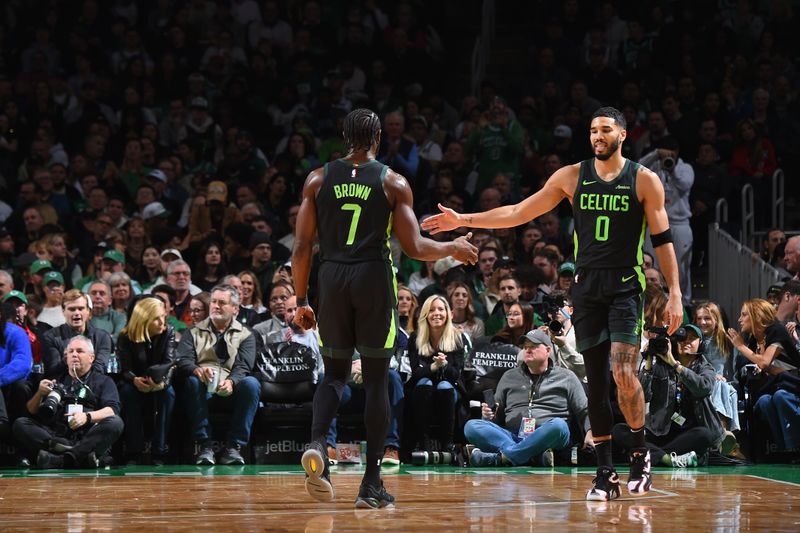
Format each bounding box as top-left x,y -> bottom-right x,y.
470,0 -> 495,97
742,169 -> 785,249
708,223 -> 782,321
772,168 -> 784,229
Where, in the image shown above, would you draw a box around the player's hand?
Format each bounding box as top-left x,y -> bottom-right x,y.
451,232 -> 478,265
664,293 -> 683,336
421,203 -> 463,234
294,305 -> 317,330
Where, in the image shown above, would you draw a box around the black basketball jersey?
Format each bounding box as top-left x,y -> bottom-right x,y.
572,158 -> 645,269
316,158 -> 392,264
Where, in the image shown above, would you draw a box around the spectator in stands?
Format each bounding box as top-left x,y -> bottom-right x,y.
248,232 -> 277,299
218,274 -> 260,329
253,280 -> 294,344
377,111 -> 419,185
690,143 -> 729,268
727,298 -> 800,377
466,329 -> 591,467
40,289 -> 112,379
37,271 -> 66,328
133,245 -> 162,291
238,270 -> 266,316
193,240 -> 228,293
150,284 -> 188,340
448,281 -> 484,340
176,284 -> 260,465
0,301 -> 32,445
397,285 -> 418,336
729,119 -> 777,229
188,292 -> 210,327
639,136 -> 694,305
13,335 -> 123,469
490,302 -> 534,347
485,275 -> 521,336
473,245 -> 498,298
465,96 -> 524,191
45,233 -> 81,290
165,260 -> 194,326
406,260 -> 435,297
783,236 -> 800,281
88,280 -> 126,342
117,296 -> 176,465
619,323 -> 724,467
407,295 -> 468,454
694,300 -> 742,456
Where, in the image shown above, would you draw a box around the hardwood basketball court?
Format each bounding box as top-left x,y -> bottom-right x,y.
0,465 -> 798,531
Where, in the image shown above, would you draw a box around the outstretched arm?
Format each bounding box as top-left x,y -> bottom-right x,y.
639,168 -> 683,334
386,170 -> 478,264
421,164 -> 576,233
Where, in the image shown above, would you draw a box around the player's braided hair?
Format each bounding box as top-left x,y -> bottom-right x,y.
343,108 -> 381,152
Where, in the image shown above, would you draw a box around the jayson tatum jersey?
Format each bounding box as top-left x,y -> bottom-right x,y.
572,158 -> 646,269
316,158 -> 392,264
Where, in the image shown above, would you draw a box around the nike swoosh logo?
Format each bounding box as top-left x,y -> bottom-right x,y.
622,274 -> 636,283
582,180 -> 596,185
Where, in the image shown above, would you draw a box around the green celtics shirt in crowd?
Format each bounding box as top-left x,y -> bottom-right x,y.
572,158 -> 646,269
315,159 -> 393,264
465,120 -> 525,190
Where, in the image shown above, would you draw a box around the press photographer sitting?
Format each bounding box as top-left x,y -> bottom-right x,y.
12,336 -> 123,469
613,322 -> 724,467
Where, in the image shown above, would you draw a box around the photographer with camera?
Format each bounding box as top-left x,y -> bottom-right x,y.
465,329 -> 592,467
639,136 -> 694,305
613,311 -> 723,468
535,292 -> 586,383
12,335 -> 123,469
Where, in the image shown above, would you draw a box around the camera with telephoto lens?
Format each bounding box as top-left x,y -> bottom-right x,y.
534,293 -> 566,336
644,326 -> 687,356
39,382 -> 69,419
410,450 -> 453,466
662,156 -> 676,171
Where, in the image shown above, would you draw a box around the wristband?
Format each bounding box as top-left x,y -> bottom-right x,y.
297,297 -> 308,307
86,412 -> 93,425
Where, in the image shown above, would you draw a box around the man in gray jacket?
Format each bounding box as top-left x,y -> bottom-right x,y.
465,329 -> 593,466
639,136 -> 694,305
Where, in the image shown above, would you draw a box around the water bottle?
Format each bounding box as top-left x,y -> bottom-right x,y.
107,353 -> 119,375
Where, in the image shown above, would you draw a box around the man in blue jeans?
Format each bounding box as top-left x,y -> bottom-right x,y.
465,329 -> 593,466
176,285 -> 260,465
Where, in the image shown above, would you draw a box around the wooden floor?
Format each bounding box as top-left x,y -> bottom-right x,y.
0,465 -> 798,531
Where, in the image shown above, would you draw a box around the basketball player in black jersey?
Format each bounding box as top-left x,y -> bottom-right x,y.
292,108 -> 477,508
423,107 -> 683,501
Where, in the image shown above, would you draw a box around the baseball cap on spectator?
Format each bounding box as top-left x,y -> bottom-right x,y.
42,271 -> 65,286
433,257 -> 462,276
146,169 -> 168,183
160,249 -> 183,261
494,257 -> 516,270
553,125 -> 572,139
191,96 -> 209,110
13,252 -> 37,269
0,227 -> 9,239
518,329 -> 553,350
249,232 -> 272,250
30,260 -> 53,275
94,241 -> 109,252
3,290 -> 28,304
558,262 -> 576,276
683,323 -> 704,342
141,201 -> 169,220
408,115 -> 428,129
206,181 -> 228,203
103,249 -> 126,264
